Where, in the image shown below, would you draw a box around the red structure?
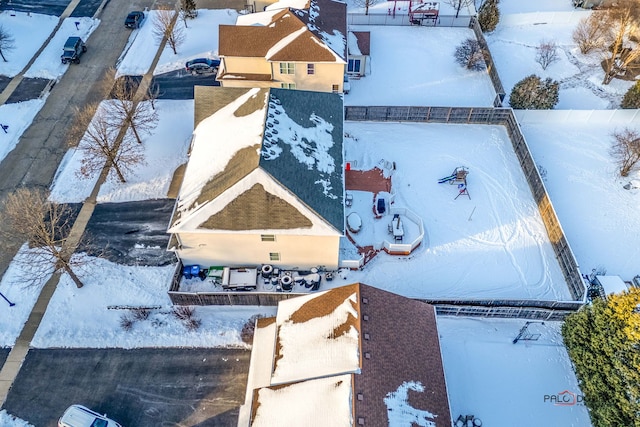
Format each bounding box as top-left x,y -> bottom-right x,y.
408,1 -> 439,25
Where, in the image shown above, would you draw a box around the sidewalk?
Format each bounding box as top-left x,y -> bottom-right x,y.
0,0 -> 170,405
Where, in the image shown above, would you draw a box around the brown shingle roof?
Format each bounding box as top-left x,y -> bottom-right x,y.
199,183 -> 313,230
351,31 -> 371,56
354,284 -> 452,427
267,31 -> 338,62
219,12 -> 307,58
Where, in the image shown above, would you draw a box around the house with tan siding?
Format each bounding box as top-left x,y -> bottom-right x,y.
217,0 -> 348,93
167,86 -> 344,270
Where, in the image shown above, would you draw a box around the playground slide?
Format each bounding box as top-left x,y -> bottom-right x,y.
438,174 -> 456,184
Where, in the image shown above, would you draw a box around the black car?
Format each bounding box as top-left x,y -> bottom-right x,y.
61,36 -> 86,64
185,58 -> 221,75
125,11 -> 145,29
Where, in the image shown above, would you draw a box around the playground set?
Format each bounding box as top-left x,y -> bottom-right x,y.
438,166 -> 470,199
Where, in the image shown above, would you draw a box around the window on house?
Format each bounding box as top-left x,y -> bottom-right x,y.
348,59 -> 361,73
332,84 -> 339,93
281,83 -> 296,90
261,235 -> 276,242
279,62 -> 295,74
269,252 -> 280,261
307,63 -> 315,74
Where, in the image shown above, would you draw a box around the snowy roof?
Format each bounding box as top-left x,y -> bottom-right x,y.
169,86 -> 344,234
251,374 -> 354,427
219,0 -> 347,62
241,283 -> 452,426
596,275 -> 628,296
271,284 -> 361,384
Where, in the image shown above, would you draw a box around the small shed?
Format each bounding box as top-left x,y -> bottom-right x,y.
347,31 -> 370,77
594,275 -> 628,297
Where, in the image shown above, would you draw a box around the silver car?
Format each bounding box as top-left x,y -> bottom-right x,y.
58,405 -> 122,427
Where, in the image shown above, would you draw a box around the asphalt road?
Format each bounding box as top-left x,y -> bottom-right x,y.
81,199 -> 176,266
0,349 -> 8,368
0,0 -> 103,17
152,70 -> 219,100
4,348 -> 250,426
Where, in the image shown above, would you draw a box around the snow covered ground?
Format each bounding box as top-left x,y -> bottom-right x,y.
117,9 -> 238,77
23,17 -> 99,79
338,122 -> 571,301
520,112 -> 640,282
0,11 -> 58,77
0,249 -> 275,349
344,26 -> 496,107
438,316 -> 591,427
488,1 -> 635,109
49,99 -> 194,203
0,99 -> 45,164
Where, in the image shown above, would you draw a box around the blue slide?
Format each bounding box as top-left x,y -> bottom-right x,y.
438,174 -> 456,184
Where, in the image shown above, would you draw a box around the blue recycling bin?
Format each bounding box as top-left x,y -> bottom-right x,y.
182,264 -> 201,279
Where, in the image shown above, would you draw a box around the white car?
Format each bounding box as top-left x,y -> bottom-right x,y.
58,405 -> 122,427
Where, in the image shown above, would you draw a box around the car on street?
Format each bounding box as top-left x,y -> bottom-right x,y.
61,36 -> 86,64
185,58 -> 220,75
124,11 -> 145,29
58,404 -> 122,427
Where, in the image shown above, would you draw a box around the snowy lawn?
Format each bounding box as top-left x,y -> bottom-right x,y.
488,7 -> 635,109
24,17 -> 99,79
338,122 -> 571,301
117,9 -> 238,77
49,99 -> 194,203
0,245 -> 53,348
30,255 -> 275,348
438,316 -> 592,427
345,25 -> 496,107
0,411 -> 32,427
0,98 -> 45,164
0,11 -> 58,77
520,114 -> 640,281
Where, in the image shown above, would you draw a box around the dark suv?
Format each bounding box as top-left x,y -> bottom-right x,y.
185,58 -> 220,75
125,11 -> 145,29
61,36 -> 86,64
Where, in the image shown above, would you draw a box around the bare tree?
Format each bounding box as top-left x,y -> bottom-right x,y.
535,39 -> 559,70
454,38 -> 488,71
572,14 -> 608,54
72,103 -> 145,183
0,25 -> 15,62
353,0 -> 379,15
0,188 -> 85,288
600,0 -> 640,84
610,128 -> 640,177
153,6 -> 185,55
106,68 -> 158,144
444,0 -> 474,18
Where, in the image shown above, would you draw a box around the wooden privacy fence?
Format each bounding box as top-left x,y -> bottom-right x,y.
469,17 -> 506,106
344,105 -> 586,303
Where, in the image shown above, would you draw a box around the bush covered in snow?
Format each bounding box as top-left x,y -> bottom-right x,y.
478,0 -> 499,33
621,80 -> 640,108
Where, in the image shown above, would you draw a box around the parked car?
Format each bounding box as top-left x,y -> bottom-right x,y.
124,11 -> 145,29
61,36 -> 86,64
185,58 -> 220,75
58,404 -> 122,427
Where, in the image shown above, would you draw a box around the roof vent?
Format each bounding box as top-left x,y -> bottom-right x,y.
357,393 -> 364,401
362,297 -> 369,304
364,352 -> 371,359
363,314 -> 369,321
358,417 -> 365,425
364,332 -> 370,340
